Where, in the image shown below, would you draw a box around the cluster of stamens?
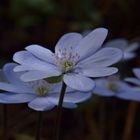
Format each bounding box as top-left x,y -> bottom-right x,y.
54,47 -> 80,73
28,80 -> 50,97
106,75 -> 120,92
107,82 -> 118,92
36,86 -> 48,97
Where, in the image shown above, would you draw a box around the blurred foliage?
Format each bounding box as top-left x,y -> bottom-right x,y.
0,0 -> 140,60
10,0 -> 57,28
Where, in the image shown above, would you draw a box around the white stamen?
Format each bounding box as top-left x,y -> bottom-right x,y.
27,80 -> 51,97
54,48 -> 80,73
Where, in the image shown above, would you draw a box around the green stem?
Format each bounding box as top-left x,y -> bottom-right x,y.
55,82 -> 67,140
36,111 -> 43,140
3,104 -> 8,139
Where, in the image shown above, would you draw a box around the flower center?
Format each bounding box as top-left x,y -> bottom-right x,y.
54,48 -> 80,73
107,83 -> 118,92
60,60 -> 74,72
36,86 -> 48,97
28,80 -> 50,97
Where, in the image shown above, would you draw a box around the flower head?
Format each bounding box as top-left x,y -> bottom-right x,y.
93,75 -> 133,97
103,38 -> 139,61
125,68 -> 140,86
94,74 -> 140,101
13,28 -> 123,91
0,63 -> 92,111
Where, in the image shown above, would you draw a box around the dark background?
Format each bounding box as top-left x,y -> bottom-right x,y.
0,0 -> 140,140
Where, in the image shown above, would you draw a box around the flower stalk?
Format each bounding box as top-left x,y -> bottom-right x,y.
55,82 -> 67,140
36,111 -> 43,140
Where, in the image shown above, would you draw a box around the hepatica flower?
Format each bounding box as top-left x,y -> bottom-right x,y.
94,74 -> 140,101
93,75 -> 134,97
13,28 -> 123,91
117,68 -> 140,101
0,63 -> 92,111
103,38 -> 139,61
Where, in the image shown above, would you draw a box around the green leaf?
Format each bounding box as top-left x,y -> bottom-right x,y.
46,75 -> 63,83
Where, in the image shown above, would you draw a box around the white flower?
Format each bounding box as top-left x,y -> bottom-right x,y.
103,38 -> 139,60
0,63 -> 92,111
13,28 -> 123,91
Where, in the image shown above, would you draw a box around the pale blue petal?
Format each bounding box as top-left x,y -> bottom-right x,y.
125,42 -> 139,52
49,92 -> 92,103
0,69 -> 6,82
116,81 -> 133,91
116,89 -> 140,101
28,97 -> 55,111
123,52 -> 135,60
0,82 -> 32,93
26,44 -> 55,63
64,92 -> 92,103
0,93 -> 9,103
48,82 -> 75,94
125,77 -> 140,86
76,48 -> 123,68
74,28 -> 108,61
93,81 -> 115,97
133,68 -> 140,79
77,67 -> 118,77
48,96 -> 78,109
0,93 -> 10,103
93,79 -> 133,96
55,33 -> 82,55
48,83 -> 74,95
3,63 -> 27,86
62,102 -> 77,109
47,82 -> 61,94
21,70 -> 61,82
93,88 -> 114,96
14,65 -> 37,72
65,86 -> 75,92
93,78 -> 115,96
3,63 -> 35,92
0,92 -> 35,104
103,38 -> 128,49
94,78 -> 108,88
13,51 -> 58,71
64,73 -> 95,91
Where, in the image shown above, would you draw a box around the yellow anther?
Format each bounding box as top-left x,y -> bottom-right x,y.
36,86 -> 48,97
107,83 -> 118,92
61,60 -> 73,72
